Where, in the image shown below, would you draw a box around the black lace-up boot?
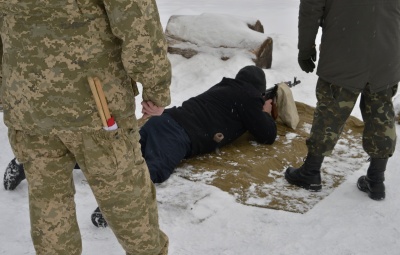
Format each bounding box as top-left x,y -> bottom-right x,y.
357,158 -> 388,200
285,154 -> 324,191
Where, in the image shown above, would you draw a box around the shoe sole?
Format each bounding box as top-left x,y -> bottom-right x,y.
4,171 -> 23,191
91,212 -> 108,228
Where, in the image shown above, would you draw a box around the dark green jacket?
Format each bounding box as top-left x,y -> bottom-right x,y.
299,0 -> 400,92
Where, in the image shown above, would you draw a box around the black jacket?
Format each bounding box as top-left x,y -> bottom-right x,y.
299,0 -> 400,92
165,72 -> 277,156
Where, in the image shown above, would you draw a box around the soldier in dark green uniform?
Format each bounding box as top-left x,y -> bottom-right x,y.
0,1 -> 170,254
285,0 -> 400,201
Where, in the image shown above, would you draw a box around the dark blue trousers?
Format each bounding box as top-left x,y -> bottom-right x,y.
139,113 -> 191,183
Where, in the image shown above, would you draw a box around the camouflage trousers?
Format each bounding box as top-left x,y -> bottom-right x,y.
8,118 -> 168,255
307,78 -> 397,158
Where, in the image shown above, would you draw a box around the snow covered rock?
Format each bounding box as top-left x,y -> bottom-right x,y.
165,13 -> 273,69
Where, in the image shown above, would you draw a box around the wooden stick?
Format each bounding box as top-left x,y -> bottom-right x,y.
93,77 -> 111,120
88,76 -> 108,127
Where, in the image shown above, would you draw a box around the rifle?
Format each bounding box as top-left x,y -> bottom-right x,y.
262,77 -> 301,120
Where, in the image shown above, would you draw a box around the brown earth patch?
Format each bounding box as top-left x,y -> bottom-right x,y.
177,102 -> 366,213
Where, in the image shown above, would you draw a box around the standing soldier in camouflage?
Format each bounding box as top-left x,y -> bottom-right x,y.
285,0 -> 400,200
0,1 -> 170,254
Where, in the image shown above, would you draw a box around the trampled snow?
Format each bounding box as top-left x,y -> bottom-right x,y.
1,0 -> 399,254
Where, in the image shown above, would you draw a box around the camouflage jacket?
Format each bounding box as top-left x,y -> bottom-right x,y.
0,0 -> 171,133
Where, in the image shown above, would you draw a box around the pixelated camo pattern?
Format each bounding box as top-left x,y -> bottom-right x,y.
9,126 -> 168,254
0,0 -> 171,134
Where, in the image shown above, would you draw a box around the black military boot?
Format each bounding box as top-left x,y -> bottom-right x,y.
3,158 -> 26,190
285,154 -> 324,191
357,158 -> 388,201
91,207 -> 108,228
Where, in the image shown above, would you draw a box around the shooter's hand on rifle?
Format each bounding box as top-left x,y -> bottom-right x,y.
263,99 -> 273,115
261,77 -> 301,120
262,85 -> 278,119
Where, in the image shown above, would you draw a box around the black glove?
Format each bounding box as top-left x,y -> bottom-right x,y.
298,47 -> 317,73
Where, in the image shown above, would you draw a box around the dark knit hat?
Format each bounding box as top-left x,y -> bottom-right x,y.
235,65 -> 266,93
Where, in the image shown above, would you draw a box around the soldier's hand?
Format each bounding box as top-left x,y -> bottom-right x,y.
298,47 -> 317,73
141,101 -> 164,119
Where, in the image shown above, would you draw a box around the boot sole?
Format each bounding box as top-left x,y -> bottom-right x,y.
91,208 -> 108,228
3,169 -> 26,191
285,172 -> 322,192
367,192 -> 385,201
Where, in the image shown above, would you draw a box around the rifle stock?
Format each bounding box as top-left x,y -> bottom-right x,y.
271,100 -> 279,120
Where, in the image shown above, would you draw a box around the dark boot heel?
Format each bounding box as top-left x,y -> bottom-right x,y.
357,176 -> 385,200
357,158 -> 388,201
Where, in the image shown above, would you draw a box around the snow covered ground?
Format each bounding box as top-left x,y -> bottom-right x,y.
1,0 -> 400,254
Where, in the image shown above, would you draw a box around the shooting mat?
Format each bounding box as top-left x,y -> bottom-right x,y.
176,102 -> 366,213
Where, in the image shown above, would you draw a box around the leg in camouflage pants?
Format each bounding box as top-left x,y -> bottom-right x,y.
8,119 -> 168,255
307,78 -> 397,158
285,78 -> 397,193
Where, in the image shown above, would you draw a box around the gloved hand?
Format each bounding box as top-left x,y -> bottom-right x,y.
298,47 -> 317,73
